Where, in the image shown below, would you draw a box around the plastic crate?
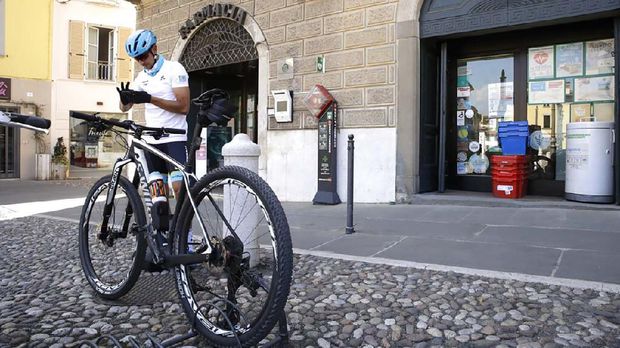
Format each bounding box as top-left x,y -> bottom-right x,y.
491,167 -> 529,179
490,155 -> 529,165
492,177 -> 527,199
499,121 -> 528,128
499,134 -> 528,155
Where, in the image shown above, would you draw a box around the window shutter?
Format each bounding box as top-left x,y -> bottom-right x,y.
68,20 -> 85,79
116,27 -> 132,81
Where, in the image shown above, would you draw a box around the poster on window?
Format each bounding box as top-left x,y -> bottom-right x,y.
585,39 -> 614,75
488,82 -> 514,119
528,46 -> 554,79
574,76 -> 614,102
528,80 -> 565,104
556,42 -> 583,77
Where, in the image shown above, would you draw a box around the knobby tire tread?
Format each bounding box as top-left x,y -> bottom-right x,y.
174,166 -> 293,348
79,174 -> 146,299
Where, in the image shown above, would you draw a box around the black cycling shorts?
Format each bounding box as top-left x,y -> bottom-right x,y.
145,141 -> 187,174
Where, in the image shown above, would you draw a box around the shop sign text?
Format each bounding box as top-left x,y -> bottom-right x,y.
179,4 -> 247,39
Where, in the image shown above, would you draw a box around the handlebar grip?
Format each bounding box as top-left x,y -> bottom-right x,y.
163,127 -> 186,135
11,115 -> 51,129
70,111 -> 98,122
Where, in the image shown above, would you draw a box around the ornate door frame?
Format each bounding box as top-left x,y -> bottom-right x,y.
171,9 -> 269,177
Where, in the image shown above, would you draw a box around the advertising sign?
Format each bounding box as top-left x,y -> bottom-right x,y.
0,78 -> 10,100
556,42 -> 583,77
313,102 -> 341,205
574,76 -> 614,102
585,39 -> 614,75
528,79 -> 565,104
528,46 -> 554,79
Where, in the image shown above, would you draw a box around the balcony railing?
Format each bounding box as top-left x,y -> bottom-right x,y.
87,61 -> 114,81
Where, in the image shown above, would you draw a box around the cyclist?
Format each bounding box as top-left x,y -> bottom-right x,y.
117,29 -> 190,255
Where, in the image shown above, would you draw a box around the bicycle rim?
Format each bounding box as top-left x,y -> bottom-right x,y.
79,175 -> 146,299
174,166 -> 292,347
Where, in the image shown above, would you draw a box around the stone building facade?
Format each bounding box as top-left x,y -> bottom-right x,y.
130,0 -> 422,203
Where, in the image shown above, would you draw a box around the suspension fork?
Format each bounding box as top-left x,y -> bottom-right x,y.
100,158 -> 133,236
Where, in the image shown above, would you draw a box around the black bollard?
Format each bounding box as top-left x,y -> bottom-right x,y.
346,134 -> 355,234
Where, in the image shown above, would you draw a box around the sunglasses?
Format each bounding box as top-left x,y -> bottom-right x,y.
135,51 -> 151,61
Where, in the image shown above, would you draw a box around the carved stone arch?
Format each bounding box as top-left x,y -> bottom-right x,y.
171,9 -> 270,177
178,18 -> 258,72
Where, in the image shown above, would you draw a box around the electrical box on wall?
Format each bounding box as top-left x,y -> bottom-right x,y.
271,90 -> 293,122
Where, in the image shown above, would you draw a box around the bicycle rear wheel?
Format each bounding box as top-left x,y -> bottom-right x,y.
78,174 -> 147,299
174,166 -> 293,347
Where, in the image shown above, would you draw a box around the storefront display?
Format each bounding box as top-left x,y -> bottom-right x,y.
455,56 -> 513,177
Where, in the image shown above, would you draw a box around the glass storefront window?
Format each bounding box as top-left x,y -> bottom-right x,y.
526,39 -> 615,181
456,55 -> 514,176
70,112 -> 128,168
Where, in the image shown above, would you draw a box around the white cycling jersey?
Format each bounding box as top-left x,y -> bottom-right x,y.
134,58 -> 189,144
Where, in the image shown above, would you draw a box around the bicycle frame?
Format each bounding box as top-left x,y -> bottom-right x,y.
101,127 -> 218,267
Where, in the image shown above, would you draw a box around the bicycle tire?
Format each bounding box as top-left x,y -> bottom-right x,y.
79,174 -> 147,299
173,166 -> 293,347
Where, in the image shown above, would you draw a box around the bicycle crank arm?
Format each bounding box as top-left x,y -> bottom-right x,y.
163,253 -> 209,267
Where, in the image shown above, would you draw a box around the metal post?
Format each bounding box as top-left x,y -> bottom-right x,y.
438,41 -> 447,193
345,134 -> 355,234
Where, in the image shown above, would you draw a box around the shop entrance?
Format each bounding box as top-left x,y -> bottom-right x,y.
187,60 -> 258,172
0,106 -> 19,179
444,20 -> 615,196
178,18 -> 259,173
419,0 -> 620,198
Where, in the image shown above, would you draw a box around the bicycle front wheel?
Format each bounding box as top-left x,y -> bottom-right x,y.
174,166 -> 293,347
78,174 -> 147,299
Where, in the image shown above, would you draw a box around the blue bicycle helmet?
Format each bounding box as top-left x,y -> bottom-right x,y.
125,30 -> 157,58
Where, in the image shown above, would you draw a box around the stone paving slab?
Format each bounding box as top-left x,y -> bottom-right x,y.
1,216 -> 620,348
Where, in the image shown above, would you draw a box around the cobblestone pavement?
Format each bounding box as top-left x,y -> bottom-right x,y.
1,217 -> 620,348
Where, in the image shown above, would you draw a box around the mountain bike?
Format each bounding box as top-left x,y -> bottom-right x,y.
70,89 -> 293,347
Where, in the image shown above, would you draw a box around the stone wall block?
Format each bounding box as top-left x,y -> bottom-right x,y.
345,67 -> 387,87
345,26 -> 388,48
366,3 -> 397,26
270,40 -> 304,61
269,114 -> 302,130
331,88 -> 364,107
152,11 -> 171,27
287,18 -> 322,41
270,76 -> 303,92
366,86 -> 395,105
294,56 -> 320,74
238,1 -> 255,15
303,71 -> 343,91
324,49 -> 365,70
343,108 -> 388,127
255,0 -> 286,15
366,45 -> 395,65
255,13 -> 270,29
270,5 -> 303,28
324,10 -> 364,33
344,0 -> 388,10
304,33 -> 343,55
305,0 -> 344,19
302,113 -> 319,129
264,27 -> 286,45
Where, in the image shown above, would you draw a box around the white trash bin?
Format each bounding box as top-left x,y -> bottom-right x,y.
565,121 -> 614,203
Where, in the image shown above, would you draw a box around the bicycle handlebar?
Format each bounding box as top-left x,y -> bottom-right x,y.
70,111 -> 186,135
0,111 -> 51,133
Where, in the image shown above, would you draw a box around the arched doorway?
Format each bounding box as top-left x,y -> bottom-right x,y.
178,18 -> 259,173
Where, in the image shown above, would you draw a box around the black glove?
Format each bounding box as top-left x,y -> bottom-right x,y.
116,82 -> 152,105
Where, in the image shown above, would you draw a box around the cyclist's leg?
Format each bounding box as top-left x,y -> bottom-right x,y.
162,141 -> 188,199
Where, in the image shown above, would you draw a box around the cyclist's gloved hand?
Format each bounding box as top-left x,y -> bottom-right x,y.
116,82 -> 132,105
116,82 -> 152,105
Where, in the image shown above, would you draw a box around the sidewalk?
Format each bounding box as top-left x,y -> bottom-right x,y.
1,177 -> 619,290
